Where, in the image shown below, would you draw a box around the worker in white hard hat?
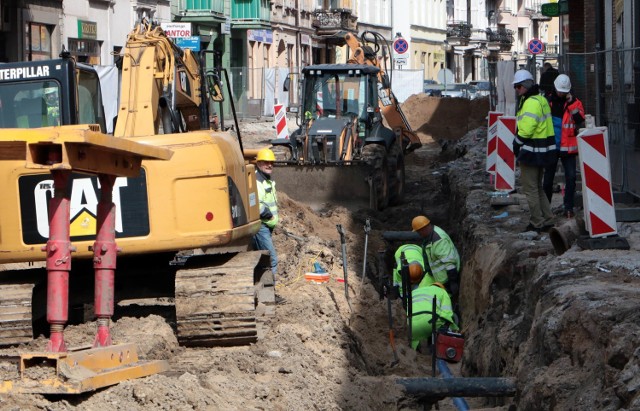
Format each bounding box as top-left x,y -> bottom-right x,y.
512,69 -> 557,233
542,74 -> 585,219
252,148 -> 281,282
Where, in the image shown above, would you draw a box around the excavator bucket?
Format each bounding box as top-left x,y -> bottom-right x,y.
272,163 -> 379,210
0,343 -> 169,394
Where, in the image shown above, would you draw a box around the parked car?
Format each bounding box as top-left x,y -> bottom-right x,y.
468,80 -> 491,99
441,83 -> 470,99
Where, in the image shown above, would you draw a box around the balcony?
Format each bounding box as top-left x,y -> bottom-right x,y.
544,43 -> 559,56
446,21 -> 472,46
486,27 -> 514,51
232,0 -> 271,28
177,0 -> 225,20
312,8 -> 357,37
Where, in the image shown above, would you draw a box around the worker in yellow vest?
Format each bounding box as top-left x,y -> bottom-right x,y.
405,262 -> 459,351
253,148 -> 279,278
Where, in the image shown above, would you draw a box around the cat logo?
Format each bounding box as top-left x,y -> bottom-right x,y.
19,171 -> 151,245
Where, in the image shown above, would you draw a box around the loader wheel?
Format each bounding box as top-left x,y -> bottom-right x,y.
362,144 -> 389,210
387,144 -> 405,206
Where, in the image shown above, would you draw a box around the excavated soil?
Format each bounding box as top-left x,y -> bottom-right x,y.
2,94 -> 640,410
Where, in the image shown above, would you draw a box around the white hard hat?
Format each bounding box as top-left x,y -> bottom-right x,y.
554,74 -> 572,93
512,69 -> 534,85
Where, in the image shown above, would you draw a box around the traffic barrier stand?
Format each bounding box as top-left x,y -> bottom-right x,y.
576,127 -> 629,250
486,111 -> 503,175
274,103 -> 289,140
490,115 -> 519,207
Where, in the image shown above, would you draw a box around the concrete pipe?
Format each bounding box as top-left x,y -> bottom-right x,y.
549,218 -> 583,255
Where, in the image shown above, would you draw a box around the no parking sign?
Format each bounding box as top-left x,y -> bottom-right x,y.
527,39 -> 544,55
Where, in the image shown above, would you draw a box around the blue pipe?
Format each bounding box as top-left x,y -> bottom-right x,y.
437,359 -> 470,411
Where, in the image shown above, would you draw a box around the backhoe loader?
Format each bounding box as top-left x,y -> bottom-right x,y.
271,31 -> 421,210
0,20 -> 271,363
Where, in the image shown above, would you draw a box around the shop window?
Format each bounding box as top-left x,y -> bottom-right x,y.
25,22 -> 52,61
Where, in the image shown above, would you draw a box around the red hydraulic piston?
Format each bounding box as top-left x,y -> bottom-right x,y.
93,175 -> 118,348
43,171 -> 74,353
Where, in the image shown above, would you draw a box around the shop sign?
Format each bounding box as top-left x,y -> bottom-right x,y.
248,29 -> 273,44
78,20 -> 97,40
161,22 -> 192,38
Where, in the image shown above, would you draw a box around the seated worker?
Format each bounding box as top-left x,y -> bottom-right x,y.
391,243 -> 432,297
406,266 -> 459,351
411,215 -> 461,297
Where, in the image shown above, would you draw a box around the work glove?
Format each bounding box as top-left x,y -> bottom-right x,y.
260,208 -> 273,220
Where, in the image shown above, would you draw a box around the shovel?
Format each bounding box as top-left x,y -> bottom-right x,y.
359,218 -> 371,291
336,224 -> 352,311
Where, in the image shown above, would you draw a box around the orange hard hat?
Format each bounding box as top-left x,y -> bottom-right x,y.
411,215 -> 431,231
408,262 -> 424,284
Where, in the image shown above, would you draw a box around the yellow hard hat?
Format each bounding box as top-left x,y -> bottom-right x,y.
256,148 -> 276,162
411,215 -> 430,231
408,262 -> 424,284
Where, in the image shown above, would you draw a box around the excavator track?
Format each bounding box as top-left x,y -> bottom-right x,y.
0,283 -> 35,346
174,251 -> 273,347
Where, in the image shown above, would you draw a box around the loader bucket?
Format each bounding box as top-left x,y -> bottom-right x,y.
272,163 -> 377,210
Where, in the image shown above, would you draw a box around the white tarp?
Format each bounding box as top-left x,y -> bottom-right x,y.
496,61 -> 516,116
95,65 -> 119,134
263,68 -> 275,116
389,70 -> 423,102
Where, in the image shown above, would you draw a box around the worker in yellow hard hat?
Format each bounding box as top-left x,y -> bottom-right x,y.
411,215 -> 461,299
252,148 -> 280,283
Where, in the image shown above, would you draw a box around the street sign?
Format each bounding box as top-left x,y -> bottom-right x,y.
528,39 -> 545,55
393,38 -> 409,55
394,57 -> 407,66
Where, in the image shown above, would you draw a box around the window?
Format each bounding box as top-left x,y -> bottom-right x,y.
25,23 -> 52,61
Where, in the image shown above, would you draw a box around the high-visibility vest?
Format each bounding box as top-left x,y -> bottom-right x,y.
407,284 -> 458,349
559,98 -> 584,154
422,226 -> 460,285
256,171 -> 278,229
515,93 -> 557,166
392,244 -> 431,294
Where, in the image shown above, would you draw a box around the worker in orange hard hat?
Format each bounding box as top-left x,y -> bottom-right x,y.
252,148 -> 281,298
411,215 -> 461,298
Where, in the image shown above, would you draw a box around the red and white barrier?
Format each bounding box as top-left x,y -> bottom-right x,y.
274,103 -> 289,140
494,116 -> 516,192
577,127 -> 617,237
486,111 -> 503,174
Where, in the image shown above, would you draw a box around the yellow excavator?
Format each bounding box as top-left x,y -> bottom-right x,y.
271,31 -> 422,210
0,21 -> 271,392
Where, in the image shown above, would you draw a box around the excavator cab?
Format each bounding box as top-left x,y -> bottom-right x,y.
271,64 -> 404,210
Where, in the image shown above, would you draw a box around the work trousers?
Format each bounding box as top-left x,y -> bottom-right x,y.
520,163 -> 554,228
542,154 -> 577,212
253,224 -> 278,278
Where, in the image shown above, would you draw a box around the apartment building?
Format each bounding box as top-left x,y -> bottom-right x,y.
0,0 -> 172,64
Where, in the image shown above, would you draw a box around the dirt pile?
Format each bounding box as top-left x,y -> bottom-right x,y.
401,95 -> 489,142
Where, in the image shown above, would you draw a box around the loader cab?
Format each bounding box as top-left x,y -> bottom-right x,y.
0,58 -> 107,131
300,64 -> 380,125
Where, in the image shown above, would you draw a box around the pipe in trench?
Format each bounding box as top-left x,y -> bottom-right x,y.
396,375 -> 517,399
437,359 -> 470,411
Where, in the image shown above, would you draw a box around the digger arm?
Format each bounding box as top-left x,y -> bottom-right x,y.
344,33 -> 421,152
114,21 -> 202,137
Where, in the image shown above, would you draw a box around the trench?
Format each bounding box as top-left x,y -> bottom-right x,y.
338,126 -> 640,410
